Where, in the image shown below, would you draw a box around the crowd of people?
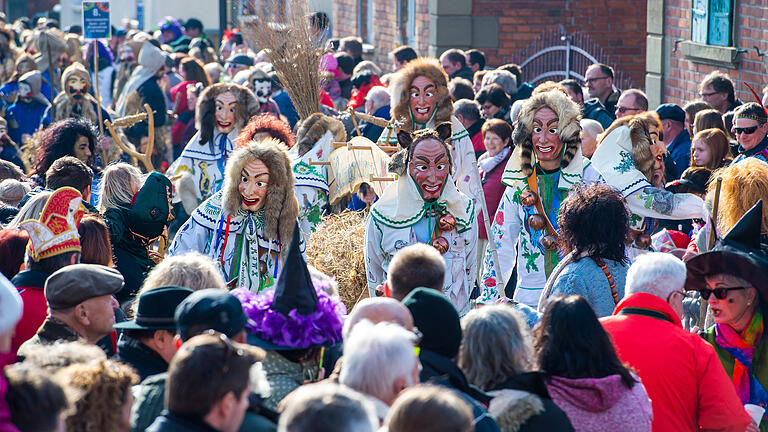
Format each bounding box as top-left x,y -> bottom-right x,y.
0,7 -> 767,432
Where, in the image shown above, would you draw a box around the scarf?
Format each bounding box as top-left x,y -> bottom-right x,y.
370,174 -> 475,232
478,147 -> 511,174
715,308 -> 768,406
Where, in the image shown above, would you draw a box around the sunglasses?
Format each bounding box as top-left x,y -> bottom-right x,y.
204,329 -> 245,373
734,126 -> 761,135
700,286 -> 745,300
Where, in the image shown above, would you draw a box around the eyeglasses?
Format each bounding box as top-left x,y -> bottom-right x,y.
615,106 -> 642,114
699,91 -> 720,98
205,329 -> 245,373
585,76 -> 610,85
700,286 -> 745,301
734,126 -> 761,135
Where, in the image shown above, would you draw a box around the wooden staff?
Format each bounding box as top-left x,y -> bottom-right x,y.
104,103 -> 156,172
700,176 -> 723,327
92,40 -> 105,163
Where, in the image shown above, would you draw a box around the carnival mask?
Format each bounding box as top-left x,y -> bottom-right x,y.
647,126 -> 666,171
73,135 -> 91,162
409,76 -> 437,124
239,159 -> 269,212
66,75 -> 88,101
532,107 -> 563,170
253,79 -> 271,104
118,44 -> 135,63
215,91 -> 237,134
408,138 -> 449,202
18,82 -> 32,103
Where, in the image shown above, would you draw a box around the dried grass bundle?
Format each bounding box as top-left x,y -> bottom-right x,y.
241,0 -> 324,121
305,210 -> 369,310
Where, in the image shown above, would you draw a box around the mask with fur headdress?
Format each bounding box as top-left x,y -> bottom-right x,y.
221,138 -> 299,244
389,58 -> 452,131
389,121 -> 453,176
294,112 -> 346,157
246,68 -> 273,104
512,89 -> 581,176
53,62 -> 98,122
597,115 -> 657,182
196,82 -> 260,150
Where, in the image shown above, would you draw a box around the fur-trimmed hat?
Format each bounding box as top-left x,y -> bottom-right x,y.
390,57 -> 451,132
513,89 -> 582,176
54,62 -> 98,122
196,82 -> 260,149
60,61 -> 91,89
388,121 -> 453,176
221,138 -> 299,244
295,112 -> 346,157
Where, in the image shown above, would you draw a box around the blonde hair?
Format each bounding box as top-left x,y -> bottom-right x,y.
98,162 -> 142,213
56,360 -> 138,432
709,158 -> 768,234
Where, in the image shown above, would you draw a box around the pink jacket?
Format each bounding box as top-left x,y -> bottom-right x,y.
547,374 -> 652,432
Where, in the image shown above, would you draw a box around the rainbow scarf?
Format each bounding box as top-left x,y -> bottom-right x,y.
715,308 -> 768,406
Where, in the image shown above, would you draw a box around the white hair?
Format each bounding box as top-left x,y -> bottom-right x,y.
482,70 -> 517,96
278,383 -> 378,432
626,252 -> 687,299
340,320 -> 418,403
580,118 -> 603,138
366,85 -> 390,111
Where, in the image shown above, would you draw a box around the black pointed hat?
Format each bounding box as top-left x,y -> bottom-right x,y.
686,200 -> 768,302
271,223 -> 318,316
237,223 -> 345,351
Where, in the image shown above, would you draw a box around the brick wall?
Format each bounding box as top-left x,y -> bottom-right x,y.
664,0 -> 768,106
473,0 -> 647,88
332,0 -> 647,88
332,0 -> 429,73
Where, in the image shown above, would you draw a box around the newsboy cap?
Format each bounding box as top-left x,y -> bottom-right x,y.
655,103 -> 685,123
45,264 -> 123,310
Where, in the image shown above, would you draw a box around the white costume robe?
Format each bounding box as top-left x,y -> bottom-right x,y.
364,174 -> 477,316
290,130 -> 334,237
168,190 -> 298,292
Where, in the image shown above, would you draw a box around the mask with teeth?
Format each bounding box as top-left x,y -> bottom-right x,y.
531,107 -> 564,171
409,75 -> 437,124
253,79 -> 271,104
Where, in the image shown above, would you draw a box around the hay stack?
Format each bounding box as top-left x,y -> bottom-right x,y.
305,210 -> 368,310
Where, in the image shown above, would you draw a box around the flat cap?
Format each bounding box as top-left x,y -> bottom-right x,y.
655,103 -> 685,123
45,264 -> 124,310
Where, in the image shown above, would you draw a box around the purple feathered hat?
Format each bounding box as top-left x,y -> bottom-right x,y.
158,16 -> 183,44
231,223 -> 346,350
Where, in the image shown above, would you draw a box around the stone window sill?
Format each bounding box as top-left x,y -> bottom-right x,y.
679,41 -> 740,69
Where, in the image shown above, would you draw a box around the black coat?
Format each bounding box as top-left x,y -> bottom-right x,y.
116,335 -> 169,381
104,206 -> 154,304
419,349 -> 501,432
146,413 -> 220,432
489,372 -> 574,432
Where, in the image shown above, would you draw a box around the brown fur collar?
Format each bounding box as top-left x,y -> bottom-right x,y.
196,83 -> 260,148
295,113 -> 346,156
513,89 -> 582,176
390,58 -> 452,131
221,138 -> 299,243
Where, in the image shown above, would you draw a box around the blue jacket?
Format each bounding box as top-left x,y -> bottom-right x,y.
582,98 -> 615,130
0,140 -> 24,170
666,129 -> 691,178
7,100 -> 51,144
359,104 -> 390,142
273,90 -> 298,129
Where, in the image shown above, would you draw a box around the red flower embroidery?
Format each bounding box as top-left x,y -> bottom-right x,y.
484,278 -> 496,288
495,212 -> 504,225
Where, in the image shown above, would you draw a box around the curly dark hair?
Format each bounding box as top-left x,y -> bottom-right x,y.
535,295 -> 637,389
557,184 -> 630,263
34,118 -> 98,178
236,113 -> 294,148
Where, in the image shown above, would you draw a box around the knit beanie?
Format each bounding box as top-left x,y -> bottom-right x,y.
402,288 -> 461,358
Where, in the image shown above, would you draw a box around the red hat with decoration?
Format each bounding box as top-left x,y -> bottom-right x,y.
20,187 -> 85,262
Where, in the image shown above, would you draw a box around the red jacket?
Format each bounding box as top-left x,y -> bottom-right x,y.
10,270 -> 49,354
600,293 -> 751,432
478,151 -> 511,239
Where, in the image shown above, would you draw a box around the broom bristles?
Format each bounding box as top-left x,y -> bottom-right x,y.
241,0 -> 326,121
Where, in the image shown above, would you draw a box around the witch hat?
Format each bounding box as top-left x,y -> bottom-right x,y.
233,223 -> 345,351
271,223 -> 318,316
686,200 -> 768,302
